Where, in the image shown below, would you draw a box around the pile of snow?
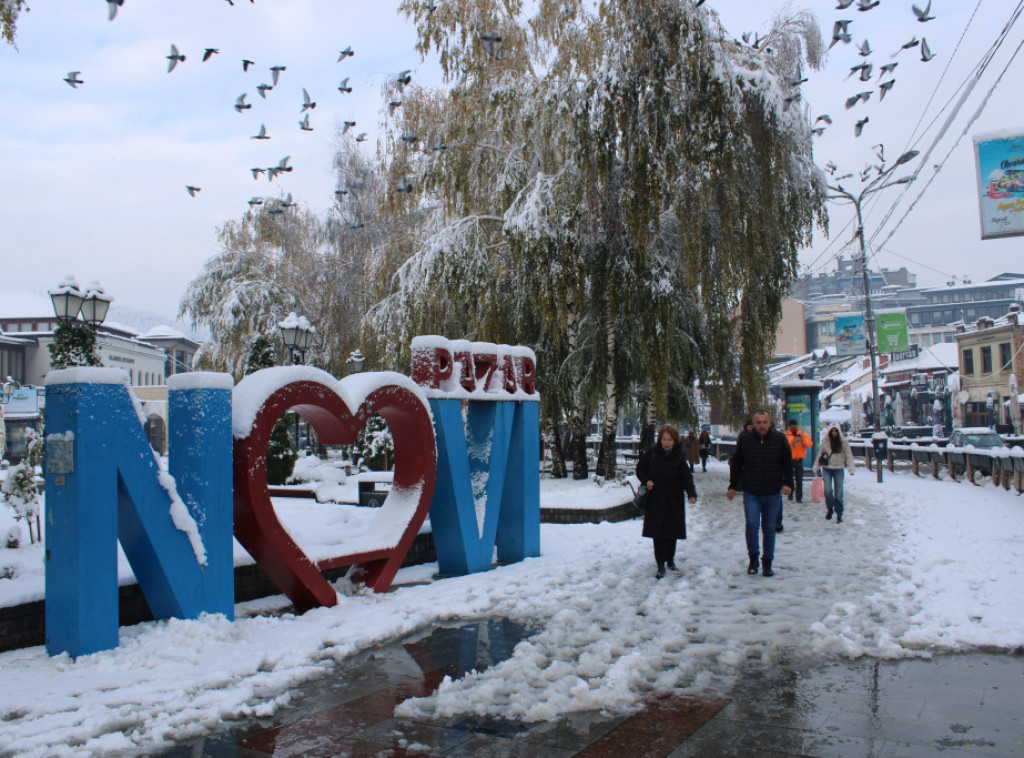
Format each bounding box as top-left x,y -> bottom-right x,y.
1,461 -> 1023,755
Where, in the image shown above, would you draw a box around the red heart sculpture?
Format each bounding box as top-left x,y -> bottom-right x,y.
233,370 -> 436,611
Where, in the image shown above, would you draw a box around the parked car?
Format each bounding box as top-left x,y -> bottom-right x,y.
949,427 -> 1007,476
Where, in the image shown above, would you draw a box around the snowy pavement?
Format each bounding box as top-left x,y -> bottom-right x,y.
1,460 -> 1023,756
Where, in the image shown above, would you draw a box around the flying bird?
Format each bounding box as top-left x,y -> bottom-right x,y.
854,117 -> 869,137
256,83 -> 273,98
342,120 -> 356,134
782,93 -> 800,111
247,197 -> 263,207
858,39 -> 872,57
337,77 -> 352,93
388,100 -> 403,115
830,20 -> 853,47
63,71 -> 83,88
825,160 -> 838,174
234,93 -> 251,112
107,0 -> 124,21
845,91 -> 872,109
185,186 -> 201,197
355,132 -> 368,142
836,0 -> 854,7
396,70 -> 412,90
894,37 -> 919,56
787,76 -> 808,87
267,202 -> 284,216
269,65 -> 286,86
848,62 -> 870,78
913,1 -> 935,22
480,33 -> 504,60
811,126 -> 826,136
431,141 -> 448,151
251,124 -> 270,140
301,88 -> 316,112
396,178 -> 414,193
337,47 -> 354,62
879,62 -> 898,76
334,188 -> 348,197
242,59 -> 254,72
815,114 -> 833,124
857,0 -> 880,10
251,167 -> 265,180
426,2 -> 438,12
166,44 -> 186,73
400,134 -> 419,144
275,156 -> 293,173
348,221 -> 364,229
299,113 -> 313,131
879,79 -> 896,99
920,38 -> 936,62
202,48 -> 219,62
281,192 -> 295,209
859,64 -> 874,82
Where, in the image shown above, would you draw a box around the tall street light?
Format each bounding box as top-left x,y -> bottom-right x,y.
278,313 -> 315,450
825,149 -> 919,483
346,349 -> 365,375
48,276 -> 111,369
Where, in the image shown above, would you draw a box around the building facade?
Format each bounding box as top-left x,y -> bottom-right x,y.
953,305 -> 1024,428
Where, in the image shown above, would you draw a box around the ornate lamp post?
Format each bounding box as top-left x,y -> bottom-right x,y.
278,313 -> 315,450
48,276 -> 110,369
0,377 -> 21,405
345,349 -> 365,375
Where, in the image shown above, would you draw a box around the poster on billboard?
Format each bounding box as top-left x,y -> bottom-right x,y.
877,312 -> 909,353
974,129 -> 1024,240
834,314 -> 866,356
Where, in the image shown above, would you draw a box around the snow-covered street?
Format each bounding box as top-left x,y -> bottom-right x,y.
1,460 -> 1023,756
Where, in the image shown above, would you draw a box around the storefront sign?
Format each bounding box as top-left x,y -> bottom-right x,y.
834,315 -> 866,356
877,312 -> 909,353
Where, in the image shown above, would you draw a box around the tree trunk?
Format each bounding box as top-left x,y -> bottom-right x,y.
596,318 -> 618,478
640,391 -> 657,453
544,419 -> 568,478
565,299 -> 590,480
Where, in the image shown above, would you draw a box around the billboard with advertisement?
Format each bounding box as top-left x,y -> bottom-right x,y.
974,129 -> 1024,240
877,312 -> 909,353
834,314 -> 866,356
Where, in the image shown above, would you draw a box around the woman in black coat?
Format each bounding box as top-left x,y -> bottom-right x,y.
636,424 -> 698,578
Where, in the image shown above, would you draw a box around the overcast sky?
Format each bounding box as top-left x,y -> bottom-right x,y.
1,1 -> 1021,322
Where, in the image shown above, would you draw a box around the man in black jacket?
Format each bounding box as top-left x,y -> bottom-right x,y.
726,410 -> 793,577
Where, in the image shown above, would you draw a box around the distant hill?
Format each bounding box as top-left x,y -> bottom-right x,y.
107,305 -> 209,342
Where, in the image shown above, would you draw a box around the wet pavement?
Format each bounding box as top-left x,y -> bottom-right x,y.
156,618 -> 1024,758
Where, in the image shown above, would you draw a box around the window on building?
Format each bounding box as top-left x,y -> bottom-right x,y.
966,308 -> 976,319
965,402 -> 989,428
942,294 -> 951,303
910,312 -> 920,324
981,346 -> 992,375
963,349 -> 974,375
820,323 -> 828,334
1000,343 -> 1011,371
953,293 -> 962,303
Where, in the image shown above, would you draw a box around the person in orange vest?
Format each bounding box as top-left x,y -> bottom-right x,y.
785,419 -> 813,516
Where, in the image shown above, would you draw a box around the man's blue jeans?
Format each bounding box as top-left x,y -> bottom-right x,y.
743,492 -> 782,560
821,468 -> 845,517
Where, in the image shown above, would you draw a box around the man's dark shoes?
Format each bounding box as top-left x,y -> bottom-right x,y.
747,555 -> 759,575
826,507 -> 833,520
836,514 -> 843,524
656,564 -> 666,579
666,561 -> 678,571
762,559 -> 774,577
775,521 -> 784,533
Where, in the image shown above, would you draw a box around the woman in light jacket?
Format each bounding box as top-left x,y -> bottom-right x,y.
813,424 -> 856,523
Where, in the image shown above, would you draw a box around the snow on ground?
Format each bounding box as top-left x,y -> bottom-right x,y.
1,460 -> 1023,756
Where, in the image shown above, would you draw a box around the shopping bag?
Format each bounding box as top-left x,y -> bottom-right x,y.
810,476 -> 825,503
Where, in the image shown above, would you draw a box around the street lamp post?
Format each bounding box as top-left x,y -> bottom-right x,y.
278,313 -> 315,450
826,149 -> 919,484
0,377 -> 21,405
346,349 -> 365,376
48,276 -> 111,369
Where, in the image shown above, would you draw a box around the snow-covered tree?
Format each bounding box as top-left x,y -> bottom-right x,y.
48,322 -> 102,369
356,414 -> 394,471
368,0 -> 827,477
1,0 -> 27,47
2,429 -> 42,544
243,335 -> 297,485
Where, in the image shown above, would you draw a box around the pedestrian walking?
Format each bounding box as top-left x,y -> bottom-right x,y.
685,430 -> 700,473
813,424 -> 856,523
636,424 -> 698,579
698,429 -> 712,472
783,419 -> 813,532
726,410 -> 793,577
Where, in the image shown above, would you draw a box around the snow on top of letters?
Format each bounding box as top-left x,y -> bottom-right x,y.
45,367 -> 130,386
167,372 -> 234,392
232,365 -> 343,439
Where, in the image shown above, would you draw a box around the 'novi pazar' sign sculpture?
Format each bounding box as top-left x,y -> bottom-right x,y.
44,340 -> 539,657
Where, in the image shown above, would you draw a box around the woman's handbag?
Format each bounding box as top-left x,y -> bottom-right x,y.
629,481 -> 649,515
811,476 -> 825,503
818,450 -> 830,466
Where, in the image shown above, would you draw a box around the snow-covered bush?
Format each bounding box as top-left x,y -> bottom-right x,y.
1,429 -> 42,544
356,414 -> 394,471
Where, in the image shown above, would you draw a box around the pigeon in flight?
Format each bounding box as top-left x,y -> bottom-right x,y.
203,48 -> 219,62
848,62 -> 870,78
480,33 -> 504,60
854,117 -> 869,137
64,71 -> 83,88
107,0 -> 124,21
301,88 -> 316,112
431,141 -> 448,151
242,59 -> 254,72
425,2 -> 438,11
337,77 -> 352,93
267,202 -> 284,216
186,186 -> 201,197
275,156 -> 293,173
400,134 -> 419,145
857,0 -> 879,9
337,46 -> 354,62
396,178 -> 414,193
787,76 -> 808,86
815,114 -> 833,125
256,83 -> 273,98
281,193 -> 295,210
342,120 -> 356,134
913,1 -> 935,22
811,126 -> 826,136
879,79 -> 896,99
845,91 -> 872,109
251,167 -> 265,180
920,38 -> 936,62
334,188 -> 348,197
235,93 -> 251,112
859,64 -> 874,82
825,161 -> 838,174
836,0 -> 854,7
782,93 -> 800,111
247,197 -> 263,207
879,62 -> 898,76
894,37 -> 919,56
348,221 -> 364,230
167,44 -> 186,73
858,39 -> 871,57
270,66 -> 286,85
252,124 -> 270,140
388,100 -> 403,115
299,113 -> 313,131
830,20 -> 853,48
396,70 -> 412,91
355,133 -> 368,142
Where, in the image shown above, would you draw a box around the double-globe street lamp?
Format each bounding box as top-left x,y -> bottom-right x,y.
48,276 -> 113,369
278,313 -> 315,451
825,149 -> 919,484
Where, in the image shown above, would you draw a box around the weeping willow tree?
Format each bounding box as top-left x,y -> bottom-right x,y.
366,0 -> 827,476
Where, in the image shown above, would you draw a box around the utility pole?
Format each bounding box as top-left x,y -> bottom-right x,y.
826,149 -> 920,484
